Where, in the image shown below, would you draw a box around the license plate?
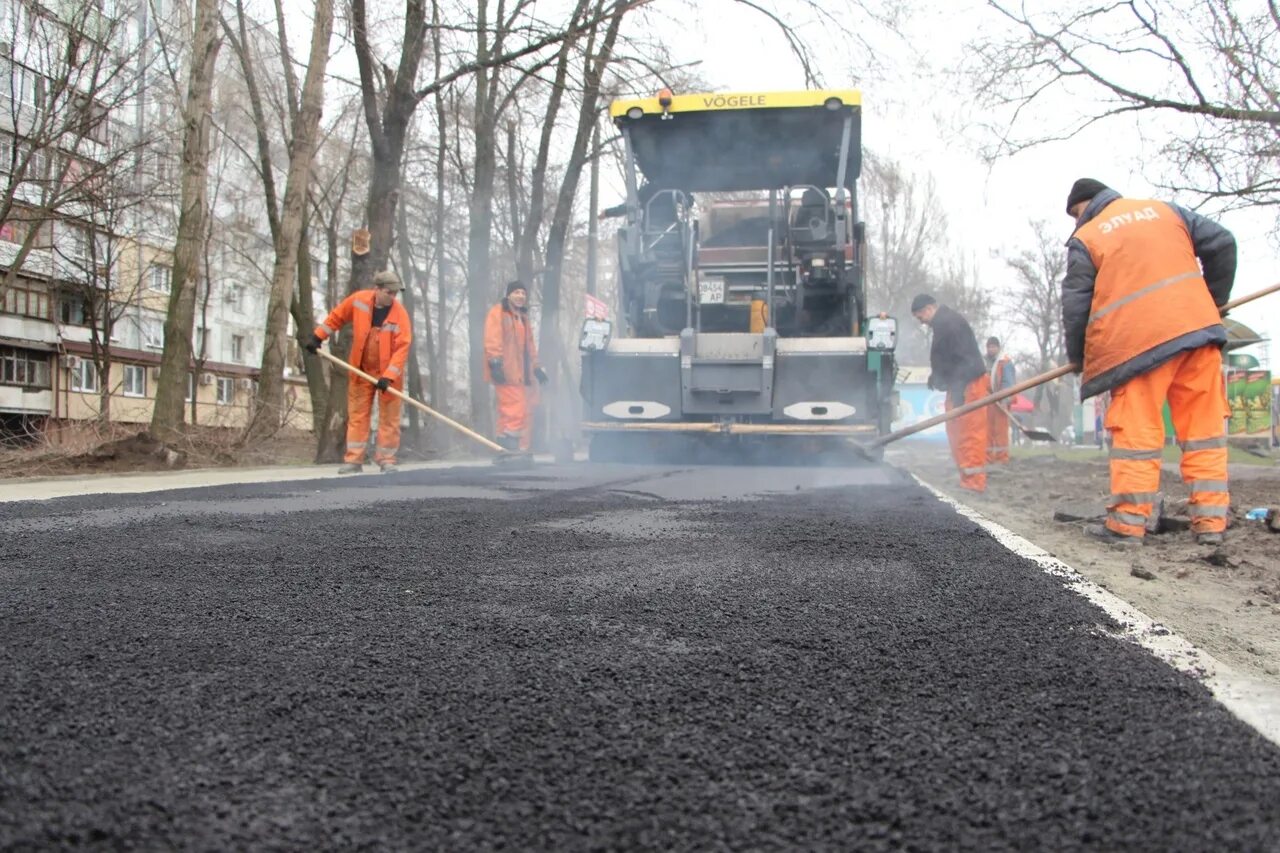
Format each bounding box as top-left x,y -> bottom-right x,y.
699,279 -> 724,304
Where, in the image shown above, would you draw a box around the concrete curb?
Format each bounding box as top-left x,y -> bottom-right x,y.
915,474 -> 1280,749
0,457 -> 523,503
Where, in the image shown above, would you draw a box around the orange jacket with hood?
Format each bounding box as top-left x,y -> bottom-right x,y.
314,289 -> 412,385
483,298 -> 539,385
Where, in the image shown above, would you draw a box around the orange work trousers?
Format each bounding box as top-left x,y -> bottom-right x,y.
987,404 -> 1010,464
1104,345 -> 1229,537
495,383 -> 533,450
345,380 -> 402,464
946,374 -> 991,492
345,334 -> 402,464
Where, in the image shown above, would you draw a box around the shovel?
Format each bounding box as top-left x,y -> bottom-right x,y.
865,280 -> 1280,455
313,348 -> 534,469
997,400 -> 1057,443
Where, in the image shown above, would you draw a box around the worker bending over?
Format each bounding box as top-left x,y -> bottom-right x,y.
307,270 -> 412,474
985,336 -> 1015,463
1063,178 -> 1236,547
484,281 -> 547,451
913,293 -> 990,493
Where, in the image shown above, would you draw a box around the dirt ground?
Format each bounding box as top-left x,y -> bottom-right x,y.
895,441 -> 1280,684
0,428 -> 319,479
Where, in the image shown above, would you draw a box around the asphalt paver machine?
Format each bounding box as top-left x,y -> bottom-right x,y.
579,89 -> 899,461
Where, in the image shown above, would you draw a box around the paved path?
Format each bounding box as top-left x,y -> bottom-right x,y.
2,462 -> 1277,849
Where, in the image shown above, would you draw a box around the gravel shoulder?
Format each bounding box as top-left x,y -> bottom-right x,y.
895,443 -> 1280,687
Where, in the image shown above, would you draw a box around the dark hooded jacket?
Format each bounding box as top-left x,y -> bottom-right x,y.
1062,188 -> 1236,399
927,304 -> 987,402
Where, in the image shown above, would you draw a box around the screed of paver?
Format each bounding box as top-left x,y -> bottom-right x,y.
1,464 -> 1277,850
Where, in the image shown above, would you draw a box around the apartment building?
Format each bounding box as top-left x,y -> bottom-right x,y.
0,0 -> 315,440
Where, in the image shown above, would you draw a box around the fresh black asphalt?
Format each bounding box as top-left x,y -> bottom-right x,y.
1,462 -> 1277,850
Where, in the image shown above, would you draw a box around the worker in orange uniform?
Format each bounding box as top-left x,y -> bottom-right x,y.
306,270 -> 412,474
985,336 -> 1015,463
484,281 -> 547,451
1063,178 -> 1236,547
912,293 -> 990,493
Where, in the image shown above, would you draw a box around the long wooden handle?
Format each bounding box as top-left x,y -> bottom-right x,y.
315,347 -> 506,454
873,281 -> 1279,449
873,364 -> 1075,447
1223,280 -> 1280,313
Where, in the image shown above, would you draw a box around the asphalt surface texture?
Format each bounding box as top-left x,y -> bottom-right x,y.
2,461 -> 1278,851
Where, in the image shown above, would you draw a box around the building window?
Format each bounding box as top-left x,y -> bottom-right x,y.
216,376 -> 234,404
185,372 -> 193,402
142,318 -> 163,349
230,334 -> 245,363
62,222 -> 89,260
122,364 -> 145,397
225,284 -> 244,312
2,285 -> 49,319
0,346 -> 51,388
148,264 -> 171,293
60,291 -> 88,325
69,358 -> 97,392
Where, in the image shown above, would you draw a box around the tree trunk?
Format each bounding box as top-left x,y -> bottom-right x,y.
150,0 -> 220,441
395,199 -> 424,451
251,0 -> 334,439
514,12 -> 580,285
586,120 -> 600,296
292,221 -> 327,435
466,17 -> 500,435
431,2 -> 450,424
538,7 -> 625,380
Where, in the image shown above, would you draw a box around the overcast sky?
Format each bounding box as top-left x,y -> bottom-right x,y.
659,0 -> 1279,359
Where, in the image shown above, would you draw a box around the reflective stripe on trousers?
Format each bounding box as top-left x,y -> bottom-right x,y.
1102,346 -> 1228,537
946,375 -> 990,492
986,403 -> 1010,464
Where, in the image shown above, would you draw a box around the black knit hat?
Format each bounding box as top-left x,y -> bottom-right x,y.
910,293 -> 936,313
1066,178 -> 1109,214
505,280 -> 527,297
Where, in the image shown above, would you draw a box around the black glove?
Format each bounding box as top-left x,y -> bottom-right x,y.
304,334 -> 323,354
488,358 -> 505,385
375,377 -> 390,392
534,366 -> 548,385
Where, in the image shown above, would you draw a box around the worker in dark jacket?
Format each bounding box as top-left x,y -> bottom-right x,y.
1062,178 -> 1236,547
913,293 -> 990,492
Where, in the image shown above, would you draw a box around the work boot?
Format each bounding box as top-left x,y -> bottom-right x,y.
495,434 -> 519,451
1195,531 -> 1224,546
379,462 -> 399,474
1083,522 -> 1143,548
337,463 -> 363,474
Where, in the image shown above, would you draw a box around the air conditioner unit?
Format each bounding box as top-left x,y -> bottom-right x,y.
150,366 -> 162,379
238,378 -> 254,392
199,372 -> 215,386
61,354 -> 81,369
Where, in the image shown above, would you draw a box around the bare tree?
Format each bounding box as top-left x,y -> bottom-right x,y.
1001,218 -> 1069,424
968,1 -> 1280,220
534,3 -> 629,450
150,0 -> 222,440
242,0 -> 335,439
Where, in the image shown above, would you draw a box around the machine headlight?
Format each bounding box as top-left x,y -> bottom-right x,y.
579,318 -> 613,352
867,313 -> 897,351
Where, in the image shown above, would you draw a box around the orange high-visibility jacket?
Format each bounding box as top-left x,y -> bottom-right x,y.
483,299 -> 539,385
1063,191 -> 1235,399
315,290 -> 412,384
